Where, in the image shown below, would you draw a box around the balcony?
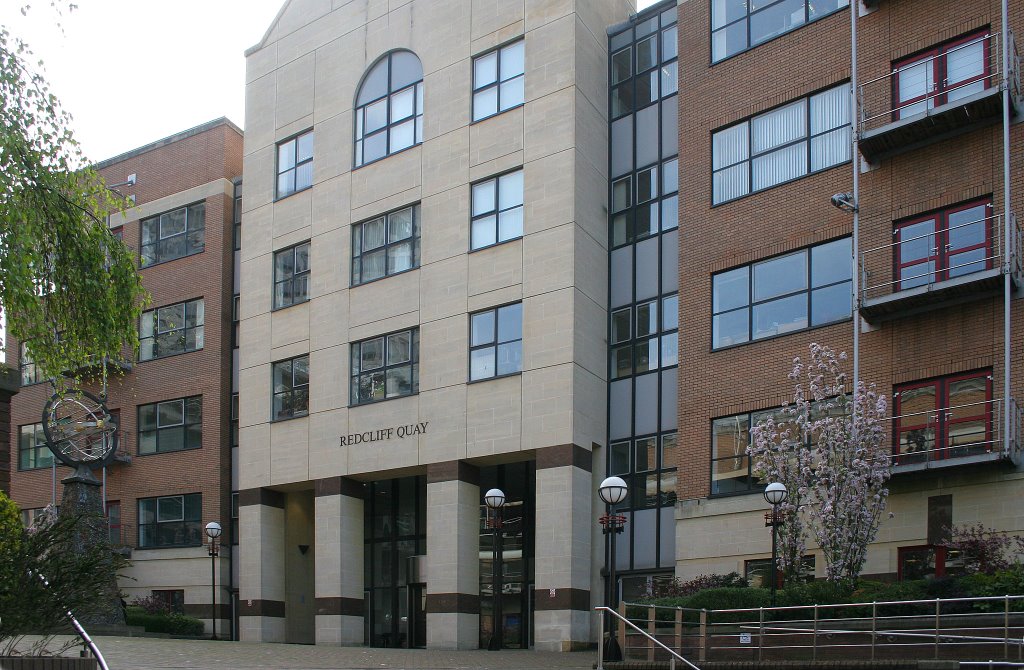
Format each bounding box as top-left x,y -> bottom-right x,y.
891,397 -> 1022,474
859,210 -> 1021,322
857,31 -> 1020,163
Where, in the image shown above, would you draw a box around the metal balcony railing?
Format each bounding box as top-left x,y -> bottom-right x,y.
891,397 -> 1022,471
859,212 -> 1021,311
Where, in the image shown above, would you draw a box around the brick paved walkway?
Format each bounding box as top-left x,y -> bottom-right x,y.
21,636 -> 598,670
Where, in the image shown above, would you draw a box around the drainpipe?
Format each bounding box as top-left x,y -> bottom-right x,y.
851,0 -> 860,396
1001,0 -> 1012,455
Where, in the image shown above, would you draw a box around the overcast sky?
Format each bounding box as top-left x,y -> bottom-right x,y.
1,0 -> 654,163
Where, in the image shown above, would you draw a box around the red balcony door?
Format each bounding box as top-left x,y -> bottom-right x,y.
894,371 -> 992,464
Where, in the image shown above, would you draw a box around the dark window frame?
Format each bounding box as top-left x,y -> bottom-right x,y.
272,355 -> 309,421
610,293 -> 679,381
472,39 -> 526,122
137,396 -> 203,456
140,202 -> 206,268
711,83 -> 851,206
893,370 -> 993,466
711,237 -> 853,351
276,130 -> 314,199
19,342 -> 44,386
351,204 -> 420,286
349,327 -> 420,406
273,241 -> 311,310
353,50 -> 424,169
470,168 -> 525,251
139,298 -> 205,362
608,431 -> 678,510
137,493 -> 202,549
710,0 -> 849,65
897,544 -> 963,581
469,302 -> 523,382
17,422 -> 52,471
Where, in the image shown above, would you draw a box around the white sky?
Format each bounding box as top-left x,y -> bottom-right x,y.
0,0 -> 656,163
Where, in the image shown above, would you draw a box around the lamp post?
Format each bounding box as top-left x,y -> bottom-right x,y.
763,482 -> 788,608
205,521 -> 222,640
599,475 -> 628,662
484,488 -> 506,651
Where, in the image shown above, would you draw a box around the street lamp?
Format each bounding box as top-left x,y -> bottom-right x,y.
205,521 -> 222,640
598,475 -> 629,662
763,482 -> 788,608
484,488 -> 505,651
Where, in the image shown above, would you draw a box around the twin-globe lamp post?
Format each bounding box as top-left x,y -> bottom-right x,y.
763,482 -> 788,608
484,488 -> 506,651
599,475 -> 628,662
205,521 -> 222,640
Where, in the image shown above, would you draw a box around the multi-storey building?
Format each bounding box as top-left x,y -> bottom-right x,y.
8,118 -> 242,636
237,0 -> 649,652
677,0 -> 1022,586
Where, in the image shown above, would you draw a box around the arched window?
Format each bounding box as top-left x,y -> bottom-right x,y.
354,50 -> 423,167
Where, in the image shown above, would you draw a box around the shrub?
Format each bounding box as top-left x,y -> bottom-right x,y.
641,572 -> 748,601
125,607 -> 205,636
958,567 -> 1024,611
943,524 -> 1024,575
131,594 -> 172,615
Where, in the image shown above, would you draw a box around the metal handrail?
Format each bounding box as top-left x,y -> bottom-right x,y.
595,605 -> 701,670
889,396 -> 1022,461
859,31 -> 1006,130
859,212 -> 1013,300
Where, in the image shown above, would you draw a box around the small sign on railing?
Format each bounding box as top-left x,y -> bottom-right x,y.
739,633 -> 752,644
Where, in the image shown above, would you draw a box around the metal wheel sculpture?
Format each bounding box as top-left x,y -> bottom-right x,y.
42,389 -> 118,470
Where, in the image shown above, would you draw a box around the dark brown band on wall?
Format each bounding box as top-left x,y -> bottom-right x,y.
533,587 -> 590,612
315,596 -> 364,617
184,603 -> 232,619
315,476 -> 365,499
238,599 -> 285,617
237,487 -> 285,509
427,460 -> 480,485
425,592 -> 480,614
536,444 -> 592,472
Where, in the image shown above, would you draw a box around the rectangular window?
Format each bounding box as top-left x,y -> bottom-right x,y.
140,202 -> 205,267
471,170 -> 524,250
898,545 -> 963,580
712,84 -> 850,204
351,204 -> 420,285
138,493 -> 202,548
470,303 -> 523,381
894,31 -> 990,120
233,181 -> 242,251
18,422 -> 52,471
610,294 -> 679,380
609,432 -> 678,510
277,130 -> 314,198
894,370 -> 992,466
711,0 -> 848,63
137,396 -> 202,455
472,40 -> 525,121
273,242 -> 311,309
745,555 -> 815,588
895,199 -> 992,290
106,501 -> 123,546
232,294 -> 240,349
152,589 -> 185,614
350,328 -> 419,405
19,342 -> 43,385
272,355 -> 309,421
20,507 -> 45,528
712,237 -> 852,349
139,298 -> 204,361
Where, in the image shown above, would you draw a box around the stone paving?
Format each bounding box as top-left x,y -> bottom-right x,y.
31,636 -> 599,670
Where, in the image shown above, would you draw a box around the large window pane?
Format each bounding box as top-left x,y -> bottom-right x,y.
753,251 -> 807,301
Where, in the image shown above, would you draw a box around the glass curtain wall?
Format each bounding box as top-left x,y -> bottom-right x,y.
606,2 -> 680,600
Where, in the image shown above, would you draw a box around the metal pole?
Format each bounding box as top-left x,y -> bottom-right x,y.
851,0 -> 861,394
210,541 -> 217,640
1000,0 -> 1012,459
770,506 -> 778,608
488,506 -> 502,650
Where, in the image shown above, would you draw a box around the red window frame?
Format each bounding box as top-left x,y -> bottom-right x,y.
893,30 -> 991,120
898,545 -> 961,580
106,500 -> 121,545
110,226 -> 124,240
894,198 -> 992,290
893,370 -> 993,465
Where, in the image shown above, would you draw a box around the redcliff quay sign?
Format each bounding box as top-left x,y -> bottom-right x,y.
339,421 -> 429,446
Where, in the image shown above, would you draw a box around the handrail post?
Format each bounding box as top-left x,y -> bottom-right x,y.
598,608 -> 606,670
618,601 -> 627,656
648,605 -> 656,661
1005,595 -> 1010,660
935,598 -> 941,660
813,604 -> 818,662
758,607 -> 764,662
871,601 -> 877,661
699,609 -> 707,662
675,607 -> 683,657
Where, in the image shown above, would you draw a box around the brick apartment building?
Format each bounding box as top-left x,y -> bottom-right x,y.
675,0 -> 1023,586
7,118 -> 243,637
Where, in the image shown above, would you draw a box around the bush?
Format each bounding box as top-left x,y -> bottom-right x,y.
642,572 -> 748,600
958,567 -> 1024,611
125,607 -> 205,636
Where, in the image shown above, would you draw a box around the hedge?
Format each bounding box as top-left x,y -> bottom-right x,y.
125,607 -> 205,636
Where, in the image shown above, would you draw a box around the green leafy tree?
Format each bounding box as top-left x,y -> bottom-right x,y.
1,4 -> 147,381
0,492 -> 126,656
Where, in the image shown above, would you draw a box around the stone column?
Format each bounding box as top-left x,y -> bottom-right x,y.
425,460 -> 480,649
534,444 -> 594,651
314,476 -> 364,645
238,487 -> 286,642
